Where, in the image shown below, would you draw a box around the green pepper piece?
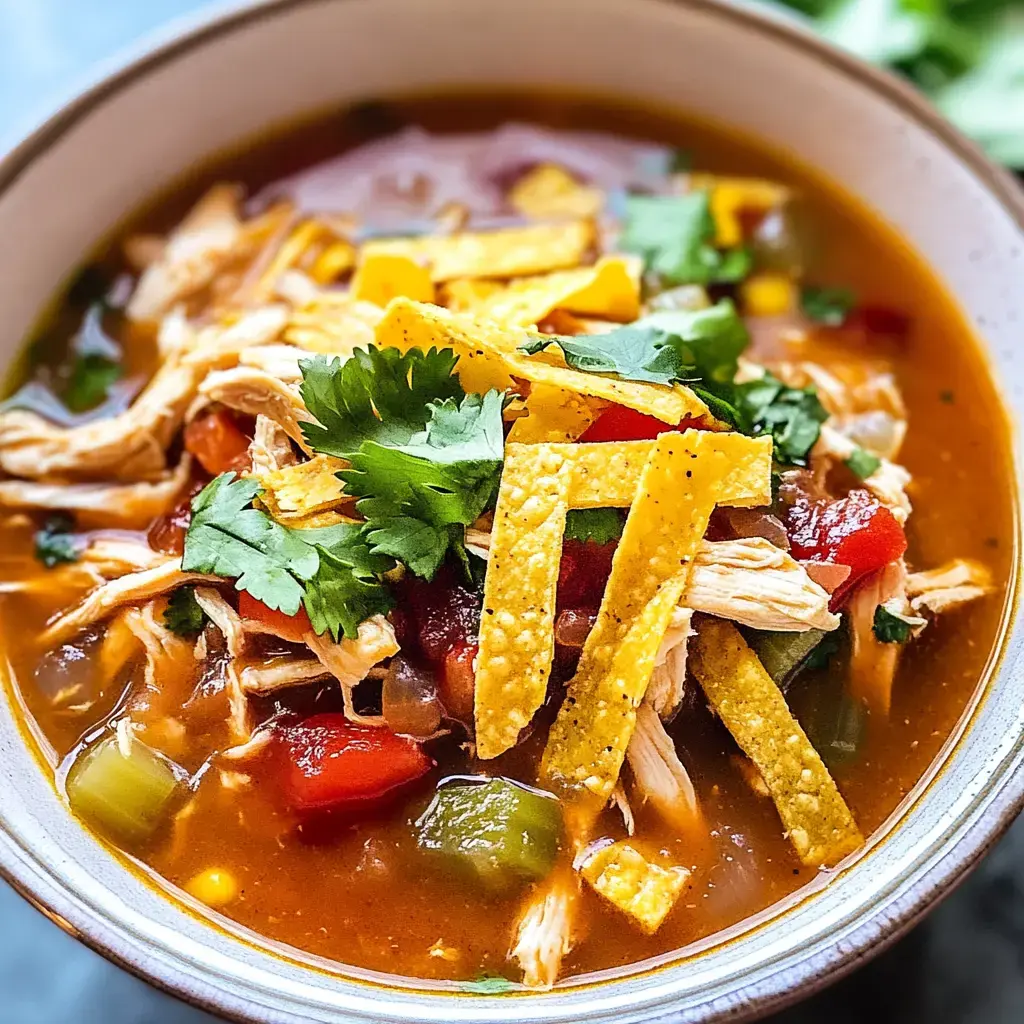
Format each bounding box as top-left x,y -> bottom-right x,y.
66,734 -> 184,845
415,778 -> 562,891
749,628 -> 830,685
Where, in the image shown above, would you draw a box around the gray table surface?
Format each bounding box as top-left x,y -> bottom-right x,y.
1,2 -> 1021,1021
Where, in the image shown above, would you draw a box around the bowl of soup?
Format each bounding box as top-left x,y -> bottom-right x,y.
0,0 -> 1021,1020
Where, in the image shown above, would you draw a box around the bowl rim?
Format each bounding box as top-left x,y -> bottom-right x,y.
0,1 -> 1023,1021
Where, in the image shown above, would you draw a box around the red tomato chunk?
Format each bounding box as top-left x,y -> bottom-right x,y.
276,714 -> 433,813
239,592 -> 313,644
184,410 -> 252,476
787,489 -> 907,605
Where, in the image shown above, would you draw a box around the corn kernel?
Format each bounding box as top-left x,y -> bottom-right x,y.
186,867 -> 239,908
740,272 -> 797,318
310,239 -> 357,284
691,175 -> 789,248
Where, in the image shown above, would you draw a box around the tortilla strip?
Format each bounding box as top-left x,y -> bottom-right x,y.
254,454 -> 350,522
540,431 -> 769,807
376,298 -> 707,424
509,164 -> 604,221
506,384 -> 596,444
474,444 -> 574,760
576,841 -> 690,934
362,220 -> 595,282
689,619 -> 863,868
473,434 -> 771,760
452,256 -> 640,328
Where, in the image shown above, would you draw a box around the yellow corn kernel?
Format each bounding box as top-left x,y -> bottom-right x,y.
691,175 -> 789,248
186,867 -> 239,908
350,252 -> 434,307
311,239 -> 357,284
740,272 -> 797,318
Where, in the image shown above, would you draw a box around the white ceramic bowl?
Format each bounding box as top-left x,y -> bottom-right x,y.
0,1 -> 1022,1021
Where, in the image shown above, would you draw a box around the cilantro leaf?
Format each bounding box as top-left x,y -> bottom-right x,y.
520,301 -> 748,388
564,508 -> 625,544
732,373 -> 829,466
621,192 -> 751,286
299,347 -> 463,457
34,514 -> 80,568
163,587 -> 206,637
873,604 -> 926,644
845,446 -> 882,480
342,391 -> 506,579
297,524 -> 395,641
182,474 -> 319,614
463,972 -> 517,994
63,353 -> 122,413
800,285 -> 857,326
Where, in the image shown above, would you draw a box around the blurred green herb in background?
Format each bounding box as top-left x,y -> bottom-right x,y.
759,0 -> 1024,166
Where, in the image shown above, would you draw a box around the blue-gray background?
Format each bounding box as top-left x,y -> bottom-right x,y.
1,2 -> 1022,1021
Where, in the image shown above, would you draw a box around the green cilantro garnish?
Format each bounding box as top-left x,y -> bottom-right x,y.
564,508 -> 625,545
872,604 -> 925,644
800,285 -> 856,326
845,446 -> 882,480
462,972 -> 517,994
519,301 -> 826,465
520,301 -> 748,388
163,587 -> 206,637
620,192 -> 751,286
63,353 -> 122,413
300,348 -> 505,580
804,628 -> 842,672
34,514 -> 80,568
181,475 -> 394,640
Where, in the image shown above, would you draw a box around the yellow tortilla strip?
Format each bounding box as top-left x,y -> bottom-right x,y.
453,256 -> 641,328
577,841 -> 690,934
556,434 -> 773,509
474,444 -> 574,760
375,298 -> 707,424
689,619 -> 863,868
506,384 -> 596,444
540,431 -> 770,807
349,252 -> 434,307
255,454 -> 350,523
509,164 -> 604,220
286,295 -> 382,357
442,278 -> 503,313
362,220 -> 595,282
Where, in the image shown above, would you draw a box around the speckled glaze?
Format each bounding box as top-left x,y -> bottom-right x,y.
0,1 -> 1021,1021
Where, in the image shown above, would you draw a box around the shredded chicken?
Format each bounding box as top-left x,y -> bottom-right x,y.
626,702 -> 701,832
197,366 -> 311,453
41,560 -> 215,646
0,359 -> 200,482
0,456 -> 191,528
127,184 -> 244,322
608,782 -> 636,836
81,535 -> 175,577
687,537 -> 839,632
848,560 -> 909,716
247,414 -> 297,476
907,558 -> 993,615
193,587 -> 250,742
509,877 -> 575,989
237,344 -> 307,383
814,424 -> 912,523
181,304 -> 290,371
304,616 -> 400,725
645,607 -> 694,720
239,656 -> 332,694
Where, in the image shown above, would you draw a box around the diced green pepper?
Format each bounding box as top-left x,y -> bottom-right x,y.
806,692 -> 867,771
749,628 -> 830,685
66,734 -> 184,845
415,778 -> 562,891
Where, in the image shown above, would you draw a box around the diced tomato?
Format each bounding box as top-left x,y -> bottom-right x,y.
579,406 -> 678,443
276,714 -> 433,813
787,489 -> 907,607
441,639 -> 478,723
239,592 -> 313,644
845,305 -> 911,342
184,410 -> 252,476
557,539 -> 617,611
395,566 -> 481,663
147,474 -> 208,555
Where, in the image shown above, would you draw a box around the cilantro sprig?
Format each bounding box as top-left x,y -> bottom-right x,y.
620,192 -> 751,287
873,604 -> 926,644
34,514 -> 81,568
300,348 -> 506,579
163,587 -> 206,637
181,475 -> 394,640
564,508 -> 625,545
519,301 -> 827,465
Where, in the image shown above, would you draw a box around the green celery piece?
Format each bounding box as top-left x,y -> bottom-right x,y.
749,628 -> 830,685
66,735 -> 184,845
415,778 -> 563,891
